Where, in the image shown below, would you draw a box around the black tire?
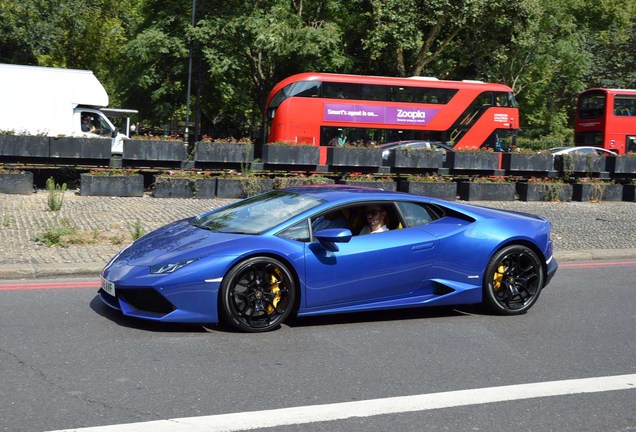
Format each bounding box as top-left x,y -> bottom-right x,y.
483,245 -> 544,315
220,257 -> 296,332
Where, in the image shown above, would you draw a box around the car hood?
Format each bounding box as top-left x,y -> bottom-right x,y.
115,219 -> 248,266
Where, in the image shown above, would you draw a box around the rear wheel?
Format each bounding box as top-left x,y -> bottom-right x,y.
220,257 -> 296,332
483,245 -> 544,315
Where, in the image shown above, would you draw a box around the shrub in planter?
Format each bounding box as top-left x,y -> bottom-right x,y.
572,180 -> 622,202
215,177 -> 274,198
516,178 -> 572,202
399,175 -> 457,200
273,174 -> 334,189
216,169 -> 274,198
555,153 -> 608,176
458,177 -> 516,201
338,174 -> 397,191
194,139 -> 254,164
80,169 -> 144,197
0,169 -> 33,195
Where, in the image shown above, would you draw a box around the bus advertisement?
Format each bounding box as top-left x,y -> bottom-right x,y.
575,88 -> 636,155
264,72 -> 519,164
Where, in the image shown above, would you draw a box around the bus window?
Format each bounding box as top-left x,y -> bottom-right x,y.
323,82 -> 360,99
473,92 -> 494,107
360,84 -> 390,101
575,131 -> 602,146
614,96 -> 636,116
578,92 -> 605,119
495,92 -> 517,107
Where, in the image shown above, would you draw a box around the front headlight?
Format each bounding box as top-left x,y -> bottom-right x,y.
150,258 -> 199,274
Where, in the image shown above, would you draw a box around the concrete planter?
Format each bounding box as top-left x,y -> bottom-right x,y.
387,149 -> 443,170
555,154 -> 608,176
572,183 -> 623,202
516,182 -> 572,202
502,153 -> 554,174
608,156 -> 636,176
623,184 -> 636,202
50,137 -> 111,160
447,152 -> 499,171
263,144 -> 320,167
193,178 -> 217,199
0,171 -> 33,195
399,180 -> 457,200
216,177 -> 274,198
194,142 -> 253,164
152,177 -> 194,198
80,174 -> 144,197
0,135 -> 49,158
327,147 -> 383,168
458,182 -> 516,201
124,140 -> 186,162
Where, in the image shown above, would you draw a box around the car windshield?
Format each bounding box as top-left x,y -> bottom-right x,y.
192,190 -> 324,234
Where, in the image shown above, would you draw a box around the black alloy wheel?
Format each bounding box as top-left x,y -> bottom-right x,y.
483,245 -> 545,315
220,257 -> 296,332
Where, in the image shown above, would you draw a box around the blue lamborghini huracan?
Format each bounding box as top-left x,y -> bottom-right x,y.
99,185 -> 558,332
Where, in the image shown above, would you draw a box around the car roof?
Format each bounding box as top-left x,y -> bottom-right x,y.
277,184 -> 544,224
378,140 -> 452,148
550,146 -> 615,154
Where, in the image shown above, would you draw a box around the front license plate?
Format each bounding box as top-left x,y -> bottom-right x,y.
101,278 -> 116,297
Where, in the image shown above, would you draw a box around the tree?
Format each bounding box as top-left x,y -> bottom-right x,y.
361,0 -> 487,77
0,0 -> 143,106
191,0 -> 349,137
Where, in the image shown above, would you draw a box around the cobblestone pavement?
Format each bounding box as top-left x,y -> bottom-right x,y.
0,191 -> 635,279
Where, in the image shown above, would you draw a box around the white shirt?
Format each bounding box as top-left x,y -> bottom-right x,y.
359,225 -> 388,235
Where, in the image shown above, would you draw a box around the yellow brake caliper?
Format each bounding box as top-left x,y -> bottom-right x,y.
266,269 -> 282,314
493,264 -> 506,291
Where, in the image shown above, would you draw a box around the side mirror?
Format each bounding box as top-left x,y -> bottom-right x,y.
111,127 -> 119,138
315,228 -> 352,252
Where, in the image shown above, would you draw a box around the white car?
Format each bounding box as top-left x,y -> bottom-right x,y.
549,146 -> 616,156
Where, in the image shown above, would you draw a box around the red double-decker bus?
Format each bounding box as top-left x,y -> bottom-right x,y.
575,88 -> 636,155
264,72 -> 519,164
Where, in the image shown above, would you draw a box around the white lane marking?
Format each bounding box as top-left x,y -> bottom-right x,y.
48,374 -> 635,432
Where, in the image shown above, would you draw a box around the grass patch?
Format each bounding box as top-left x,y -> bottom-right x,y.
46,177 -> 67,211
33,218 -> 142,247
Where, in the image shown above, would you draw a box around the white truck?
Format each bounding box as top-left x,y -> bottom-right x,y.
0,63 -> 136,154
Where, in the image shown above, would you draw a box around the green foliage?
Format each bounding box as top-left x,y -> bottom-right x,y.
274,174 -> 334,188
46,177 -> 66,212
128,218 -> 145,240
33,218 -> 77,247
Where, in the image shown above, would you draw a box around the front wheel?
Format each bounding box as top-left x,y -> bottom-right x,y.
483,245 -> 544,315
220,257 -> 296,332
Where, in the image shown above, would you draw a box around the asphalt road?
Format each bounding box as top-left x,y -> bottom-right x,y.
0,261 -> 634,432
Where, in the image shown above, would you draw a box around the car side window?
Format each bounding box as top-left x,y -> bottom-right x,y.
277,219 -> 311,242
396,202 -> 441,227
